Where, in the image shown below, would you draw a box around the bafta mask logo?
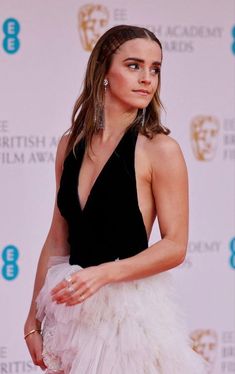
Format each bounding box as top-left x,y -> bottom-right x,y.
78,4 -> 109,51
190,329 -> 218,373
191,115 -> 220,161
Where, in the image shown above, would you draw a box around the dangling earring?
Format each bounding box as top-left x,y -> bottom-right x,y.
94,103 -> 104,130
141,108 -> 146,128
94,79 -> 109,130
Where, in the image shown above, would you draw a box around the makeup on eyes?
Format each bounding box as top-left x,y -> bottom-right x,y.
124,58 -> 161,74
126,62 -> 160,76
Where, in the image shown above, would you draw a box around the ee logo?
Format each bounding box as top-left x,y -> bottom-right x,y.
229,238 -> 235,269
1,245 -> 19,280
232,26 -> 235,55
2,18 -> 20,54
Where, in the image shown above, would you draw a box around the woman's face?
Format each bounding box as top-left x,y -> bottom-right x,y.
105,38 -> 162,111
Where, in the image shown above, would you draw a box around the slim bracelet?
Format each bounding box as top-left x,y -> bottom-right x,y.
24,329 -> 41,340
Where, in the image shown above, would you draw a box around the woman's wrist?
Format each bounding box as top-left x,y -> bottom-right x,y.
24,316 -> 41,335
100,260 -> 124,283
24,328 -> 42,340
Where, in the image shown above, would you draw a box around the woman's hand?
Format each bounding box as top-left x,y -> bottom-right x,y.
25,331 -> 47,370
51,263 -> 112,306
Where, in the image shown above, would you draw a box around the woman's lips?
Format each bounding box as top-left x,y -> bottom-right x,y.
133,89 -> 150,96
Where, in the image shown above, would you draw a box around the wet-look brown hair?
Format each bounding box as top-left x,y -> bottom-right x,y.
66,24 -> 170,155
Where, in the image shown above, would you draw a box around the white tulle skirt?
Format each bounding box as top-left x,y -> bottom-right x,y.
36,256 -> 207,374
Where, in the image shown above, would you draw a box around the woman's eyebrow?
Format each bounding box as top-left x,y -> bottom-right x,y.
123,57 -> 161,66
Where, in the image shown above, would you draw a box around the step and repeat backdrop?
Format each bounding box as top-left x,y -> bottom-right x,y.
0,0 -> 235,373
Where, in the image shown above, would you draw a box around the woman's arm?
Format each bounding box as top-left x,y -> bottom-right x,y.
24,135 -> 70,368
109,134 -> 189,281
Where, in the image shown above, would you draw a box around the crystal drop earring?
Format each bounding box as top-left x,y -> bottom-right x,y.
94,103 -> 104,130
141,108 -> 146,128
94,79 -> 109,130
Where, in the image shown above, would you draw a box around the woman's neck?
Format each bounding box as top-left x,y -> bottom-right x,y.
103,101 -> 137,138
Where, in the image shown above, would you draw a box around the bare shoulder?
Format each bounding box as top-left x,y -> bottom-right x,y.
139,133 -> 187,175
55,133 -> 70,167
150,133 -> 182,156
57,133 -> 70,157
140,133 -> 184,159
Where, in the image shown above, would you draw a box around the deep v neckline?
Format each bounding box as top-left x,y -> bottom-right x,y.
76,127 -> 132,213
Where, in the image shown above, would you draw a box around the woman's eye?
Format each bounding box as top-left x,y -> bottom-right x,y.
151,67 -> 160,75
128,63 -> 139,70
127,64 -> 160,75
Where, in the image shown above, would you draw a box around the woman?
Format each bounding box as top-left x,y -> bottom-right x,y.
24,25 -> 206,373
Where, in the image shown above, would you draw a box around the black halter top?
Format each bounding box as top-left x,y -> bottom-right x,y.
57,127 -> 148,268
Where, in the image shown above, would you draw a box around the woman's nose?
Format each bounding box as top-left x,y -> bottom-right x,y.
139,69 -> 151,85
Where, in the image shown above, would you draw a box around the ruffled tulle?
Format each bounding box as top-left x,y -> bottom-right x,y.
36,256 -> 207,374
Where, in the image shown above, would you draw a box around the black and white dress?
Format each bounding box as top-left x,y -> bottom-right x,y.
36,127 -> 207,373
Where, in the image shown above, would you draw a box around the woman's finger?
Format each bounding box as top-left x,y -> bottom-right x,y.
52,286 -> 71,302
35,355 -> 47,370
51,278 -> 70,295
54,281 -> 88,304
66,285 -> 94,306
52,278 -> 82,302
